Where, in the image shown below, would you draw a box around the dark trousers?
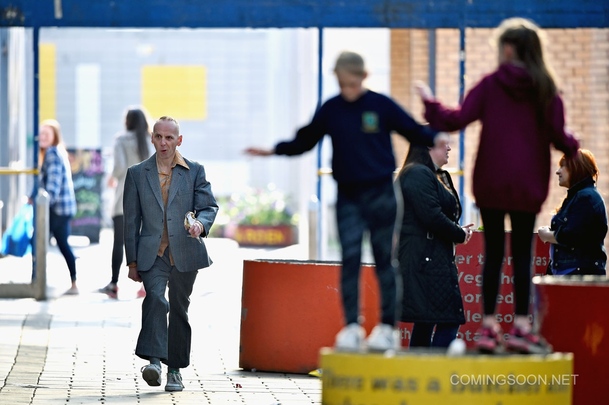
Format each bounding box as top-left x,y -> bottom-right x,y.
479,209 -> 536,316
49,211 -> 76,282
410,322 -> 460,348
136,249 -> 198,369
336,180 -> 398,326
111,215 -> 124,284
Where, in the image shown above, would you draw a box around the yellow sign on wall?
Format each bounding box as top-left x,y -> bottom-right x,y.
39,43 -> 56,121
141,65 -> 207,120
321,349 -> 574,405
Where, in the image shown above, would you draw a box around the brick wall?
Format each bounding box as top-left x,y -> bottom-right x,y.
390,27 -> 609,234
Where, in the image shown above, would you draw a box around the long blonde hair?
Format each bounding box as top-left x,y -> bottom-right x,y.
38,119 -> 64,167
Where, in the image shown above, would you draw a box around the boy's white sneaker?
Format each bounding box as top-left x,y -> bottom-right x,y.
366,323 -> 399,352
334,323 -> 366,351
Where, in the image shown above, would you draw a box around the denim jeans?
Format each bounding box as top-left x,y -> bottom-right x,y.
336,179 -> 397,326
49,210 -> 77,282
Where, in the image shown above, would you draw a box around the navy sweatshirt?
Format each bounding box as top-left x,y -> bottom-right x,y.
274,90 -> 435,186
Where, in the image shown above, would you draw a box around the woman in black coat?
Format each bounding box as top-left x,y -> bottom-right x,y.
397,136 -> 473,348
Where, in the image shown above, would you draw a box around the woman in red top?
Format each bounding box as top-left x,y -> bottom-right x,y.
416,17 -> 579,354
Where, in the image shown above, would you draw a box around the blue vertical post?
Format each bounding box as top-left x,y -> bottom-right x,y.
428,29 -> 436,94
32,26 -> 40,279
458,25 -> 466,224
315,27 -> 324,258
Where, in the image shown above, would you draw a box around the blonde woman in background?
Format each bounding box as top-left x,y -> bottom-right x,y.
30,119 -> 78,295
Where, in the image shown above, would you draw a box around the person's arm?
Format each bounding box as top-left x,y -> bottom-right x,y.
553,195 -> 601,247
111,136 -> 129,181
123,167 -> 142,281
193,164 -> 219,237
244,147 -> 275,156
416,79 -> 485,132
546,95 -> 580,158
245,106 -> 328,158
41,149 -> 63,206
400,166 -> 466,243
388,97 -> 436,147
274,111 -> 327,156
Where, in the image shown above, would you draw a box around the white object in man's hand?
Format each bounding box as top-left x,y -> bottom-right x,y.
184,211 -> 203,243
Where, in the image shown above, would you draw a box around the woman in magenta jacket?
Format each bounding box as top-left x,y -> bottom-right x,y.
416,17 -> 579,354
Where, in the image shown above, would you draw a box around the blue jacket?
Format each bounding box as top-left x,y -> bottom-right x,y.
549,177 -> 607,275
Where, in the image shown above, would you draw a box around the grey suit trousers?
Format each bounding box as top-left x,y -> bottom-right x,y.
136,248 -> 198,368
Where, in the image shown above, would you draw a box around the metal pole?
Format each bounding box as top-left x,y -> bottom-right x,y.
33,189 -> 48,300
315,27 -> 324,260
428,29 -> 436,95
458,25 -> 466,225
32,26 -> 40,279
0,29 -> 8,225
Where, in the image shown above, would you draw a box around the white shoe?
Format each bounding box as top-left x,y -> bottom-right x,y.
366,323 -> 399,352
334,323 -> 365,351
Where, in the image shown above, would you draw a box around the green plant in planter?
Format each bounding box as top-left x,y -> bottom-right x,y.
211,185 -> 298,237
236,185 -> 297,226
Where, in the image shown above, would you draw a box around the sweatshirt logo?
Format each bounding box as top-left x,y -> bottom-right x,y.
362,112 -> 379,133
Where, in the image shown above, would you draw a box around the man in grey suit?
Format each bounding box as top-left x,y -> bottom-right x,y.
123,116 -> 218,392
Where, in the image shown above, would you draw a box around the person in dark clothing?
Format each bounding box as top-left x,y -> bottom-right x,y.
99,107 -> 152,299
538,149 -> 607,276
415,17 -> 579,355
245,51 -> 436,352
397,134 -> 473,348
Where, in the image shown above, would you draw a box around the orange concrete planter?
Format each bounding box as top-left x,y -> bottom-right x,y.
534,276 -> 609,405
239,259 -> 380,374
239,234 -> 560,374
234,224 -> 296,247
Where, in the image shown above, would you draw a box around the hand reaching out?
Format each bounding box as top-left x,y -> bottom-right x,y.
414,80 -> 434,102
244,147 -> 274,157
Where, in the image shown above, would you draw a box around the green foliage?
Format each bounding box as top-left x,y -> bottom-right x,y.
215,185 -> 298,228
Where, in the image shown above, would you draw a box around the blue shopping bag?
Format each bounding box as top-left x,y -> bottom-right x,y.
1,203 -> 34,257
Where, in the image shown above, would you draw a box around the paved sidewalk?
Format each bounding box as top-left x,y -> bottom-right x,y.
0,230 -> 321,404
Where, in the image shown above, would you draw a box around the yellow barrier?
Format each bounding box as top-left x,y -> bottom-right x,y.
0,168 -> 39,175
321,349 -> 574,405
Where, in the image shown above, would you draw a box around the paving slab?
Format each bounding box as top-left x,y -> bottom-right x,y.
0,230 -> 321,404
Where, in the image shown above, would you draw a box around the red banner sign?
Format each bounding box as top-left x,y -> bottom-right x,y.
398,231 -> 550,348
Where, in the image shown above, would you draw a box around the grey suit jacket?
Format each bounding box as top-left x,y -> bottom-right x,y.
123,153 -> 218,272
